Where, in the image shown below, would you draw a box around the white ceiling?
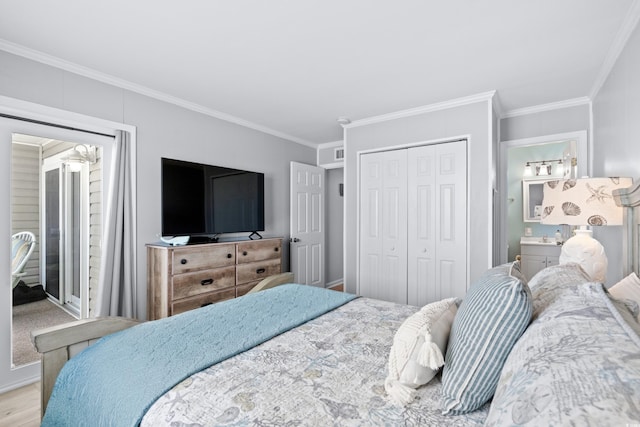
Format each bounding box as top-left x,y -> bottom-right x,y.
0,1 -> 638,146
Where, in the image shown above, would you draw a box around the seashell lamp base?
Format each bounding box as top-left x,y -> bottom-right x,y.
559,228 -> 607,283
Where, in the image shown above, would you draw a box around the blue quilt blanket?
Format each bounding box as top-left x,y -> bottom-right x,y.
42,284 -> 356,427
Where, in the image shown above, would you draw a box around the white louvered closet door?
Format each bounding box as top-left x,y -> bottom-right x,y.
358,149 -> 408,304
358,141 -> 467,305
407,141 -> 467,306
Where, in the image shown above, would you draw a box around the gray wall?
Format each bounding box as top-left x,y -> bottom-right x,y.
0,50 -> 316,318
592,21 -> 640,285
318,144 -> 344,167
344,100 -> 495,295
500,104 -> 590,142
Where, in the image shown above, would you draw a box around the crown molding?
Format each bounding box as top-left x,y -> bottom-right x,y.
317,140 -> 344,150
491,91 -> 504,118
344,90 -> 497,129
501,97 -> 591,119
0,39 -> 316,148
590,0 -> 640,99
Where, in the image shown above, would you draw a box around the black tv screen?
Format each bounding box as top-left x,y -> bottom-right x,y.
161,158 -> 265,236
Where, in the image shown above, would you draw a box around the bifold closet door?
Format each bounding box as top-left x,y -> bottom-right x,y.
358,149 -> 408,304
407,141 -> 467,306
358,141 -> 467,305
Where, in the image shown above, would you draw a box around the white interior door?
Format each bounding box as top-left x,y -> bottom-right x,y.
358,149 -> 408,303
408,141 -> 467,305
290,161 -> 325,287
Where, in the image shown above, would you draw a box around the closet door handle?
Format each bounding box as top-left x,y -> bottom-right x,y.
256,268 -> 266,274
200,278 -> 214,286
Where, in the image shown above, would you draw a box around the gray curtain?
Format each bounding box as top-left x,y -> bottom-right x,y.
96,130 -> 137,318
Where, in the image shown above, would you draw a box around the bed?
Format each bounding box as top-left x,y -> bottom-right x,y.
31,182 -> 640,426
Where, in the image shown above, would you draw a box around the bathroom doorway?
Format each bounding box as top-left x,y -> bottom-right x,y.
497,131 -> 588,264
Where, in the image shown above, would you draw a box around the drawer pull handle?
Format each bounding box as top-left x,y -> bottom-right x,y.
256,268 -> 266,274
274,247 -> 279,252
201,278 -> 214,286
180,259 -> 187,265
227,253 -> 232,258
243,251 -> 248,256
201,302 -> 213,308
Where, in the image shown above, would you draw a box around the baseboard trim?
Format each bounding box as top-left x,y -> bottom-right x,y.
326,279 -> 344,289
0,372 -> 39,395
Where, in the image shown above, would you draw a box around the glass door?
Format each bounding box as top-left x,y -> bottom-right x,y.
42,153 -> 89,317
64,165 -> 84,313
43,166 -> 61,302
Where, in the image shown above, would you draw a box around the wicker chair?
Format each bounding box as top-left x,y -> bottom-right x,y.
11,231 -> 36,288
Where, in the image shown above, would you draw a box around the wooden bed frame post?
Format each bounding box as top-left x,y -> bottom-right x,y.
31,317 -> 141,417
614,180 -> 640,276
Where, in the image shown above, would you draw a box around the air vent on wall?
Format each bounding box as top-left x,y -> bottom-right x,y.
334,147 -> 345,161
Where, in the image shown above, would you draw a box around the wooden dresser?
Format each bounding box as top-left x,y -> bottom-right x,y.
146,237 -> 282,320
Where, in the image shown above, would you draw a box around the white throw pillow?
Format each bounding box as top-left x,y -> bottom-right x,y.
385,298 -> 458,405
609,272 -> 640,321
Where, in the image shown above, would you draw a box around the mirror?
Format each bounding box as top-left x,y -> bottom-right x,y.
11,134 -> 99,368
522,179 -> 552,222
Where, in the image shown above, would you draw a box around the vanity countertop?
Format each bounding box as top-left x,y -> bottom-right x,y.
520,236 -> 562,246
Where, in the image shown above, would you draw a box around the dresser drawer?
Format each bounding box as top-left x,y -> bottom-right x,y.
147,238 -> 283,320
171,244 -> 235,274
172,288 -> 236,315
172,266 -> 236,300
236,239 -> 282,264
236,258 -> 281,284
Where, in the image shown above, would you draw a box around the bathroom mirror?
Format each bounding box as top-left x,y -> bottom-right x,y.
522,179 -> 553,222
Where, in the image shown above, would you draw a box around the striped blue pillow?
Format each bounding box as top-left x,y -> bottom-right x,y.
441,262 -> 532,414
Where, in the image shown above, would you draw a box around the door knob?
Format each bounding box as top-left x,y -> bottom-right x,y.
290,237 -> 300,243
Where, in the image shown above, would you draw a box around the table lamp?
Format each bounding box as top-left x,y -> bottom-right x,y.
540,177 -> 632,282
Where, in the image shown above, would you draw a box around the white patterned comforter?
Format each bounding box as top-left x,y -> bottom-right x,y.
142,297 -> 489,426
485,264 -> 640,426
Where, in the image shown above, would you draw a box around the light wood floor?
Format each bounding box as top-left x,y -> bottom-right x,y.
329,283 -> 344,292
0,382 -> 40,427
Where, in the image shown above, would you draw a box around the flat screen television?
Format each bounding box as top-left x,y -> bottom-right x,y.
161,158 -> 265,239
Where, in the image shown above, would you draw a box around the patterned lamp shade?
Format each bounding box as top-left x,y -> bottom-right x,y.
540,177 -> 633,226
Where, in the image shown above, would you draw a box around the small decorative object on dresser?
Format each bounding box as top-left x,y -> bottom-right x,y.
147,237 -> 282,320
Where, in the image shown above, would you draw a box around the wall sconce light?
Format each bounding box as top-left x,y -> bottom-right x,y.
63,144 -> 97,172
555,159 -> 564,176
536,161 -> 550,176
524,159 -> 563,177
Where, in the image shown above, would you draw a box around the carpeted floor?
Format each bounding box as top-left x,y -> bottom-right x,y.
12,299 -> 77,366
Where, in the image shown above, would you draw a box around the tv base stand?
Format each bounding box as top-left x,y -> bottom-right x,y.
248,231 -> 262,240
